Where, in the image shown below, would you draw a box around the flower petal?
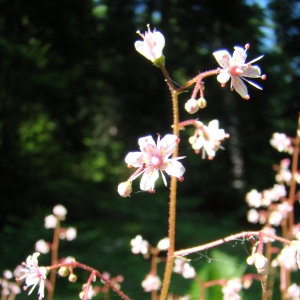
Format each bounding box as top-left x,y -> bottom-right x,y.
213,50 -> 231,68
231,76 -> 248,99
138,136 -> 157,155
140,168 -> 159,191
157,134 -> 178,158
241,65 -> 261,78
192,136 -> 204,150
134,41 -> 154,61
232,47 -> 247,65
125,152 -> 146,167
165,160 -> 185,178
217,70 -> 231,84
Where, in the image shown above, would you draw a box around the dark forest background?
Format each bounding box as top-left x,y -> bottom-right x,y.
0,0 -> 299,299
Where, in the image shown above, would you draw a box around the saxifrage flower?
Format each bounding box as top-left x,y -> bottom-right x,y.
17,253 -> 48,299
213,44 -> 265,99
125,134 -> 185,192
135,24 -> 165,66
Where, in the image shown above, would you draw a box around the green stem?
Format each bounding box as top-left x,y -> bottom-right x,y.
159,66 -> 179,300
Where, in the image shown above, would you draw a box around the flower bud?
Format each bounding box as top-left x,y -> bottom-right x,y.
254,254 -> 268,274
79,291 -> 85,300
118,181 -> 132,197
68,274 -> 77,282
185,98 -> 199,114
58,266 -> 69,277
197,97 -> 207,109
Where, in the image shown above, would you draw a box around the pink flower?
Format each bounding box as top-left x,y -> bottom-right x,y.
125,134 -> 185,192
135,24 -> 165,64
17,253 -> 48,299
213,44 -> 264,99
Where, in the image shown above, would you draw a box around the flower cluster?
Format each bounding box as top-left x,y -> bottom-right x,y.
173,258 -> 196,279
141,274 -> 161,292
270,133 -> 293,154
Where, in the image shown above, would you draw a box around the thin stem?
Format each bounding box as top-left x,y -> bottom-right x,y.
288,127 -> 299,240
48,262 -> 131,300
84,271 -> 96,300
47,221 -> 60,300
174,231 -> 292,257
176,69 -> 220,94
159,65 -> 179,300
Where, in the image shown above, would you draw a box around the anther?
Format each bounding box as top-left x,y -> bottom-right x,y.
178,176 -> 184,182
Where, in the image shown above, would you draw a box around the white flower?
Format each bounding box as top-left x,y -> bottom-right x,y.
247,209 -> 259,223
261,226 -> 276,243
3,270 -> 13,279
141,274 -> 161,292
157,237 -> 170,251
213,44 -> 264,99
135,24 -> 165,63
287,284 -> 300,300
17,253 -> 48,299
272,247 -> 298,270
245,189 -> 262,208
44,214 -> 57,229
270,133 -> 293,154
189,120 -> 227,159
173,258 -> 196,279
130,235 -> 149,255
35,240 -> 50,254
125,134 -> 185,192
59,227 -> 77,241
222,279 -> 242,300
53,204 -> 67,220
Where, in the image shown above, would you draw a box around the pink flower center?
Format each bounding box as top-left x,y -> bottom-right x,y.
151,156 -> 162,167
230,66 -> 243,76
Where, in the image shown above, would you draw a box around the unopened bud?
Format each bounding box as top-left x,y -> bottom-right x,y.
197,97 -> 207,109
79,291 -> 85,300
68,274 -> 77,282
185,98 -> 199,114
58,266 -> 69,277
118,181 -> 132,197
254,254 -> 268,274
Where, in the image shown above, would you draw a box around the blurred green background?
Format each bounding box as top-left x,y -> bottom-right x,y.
0,0 -> 299,299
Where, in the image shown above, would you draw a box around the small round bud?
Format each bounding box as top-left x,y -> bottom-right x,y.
68,274 -> 77,282
245,43 -> 250,49
58,266 -> 69,277
254,254 -> 268,273
197,97 -> 207,109
118,181 -> 132,197
185,98 -> 199,114
246,256 -> 255,265
79,291 -> 85,300
244,95 -> 250,100
261,74 -> 266,80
